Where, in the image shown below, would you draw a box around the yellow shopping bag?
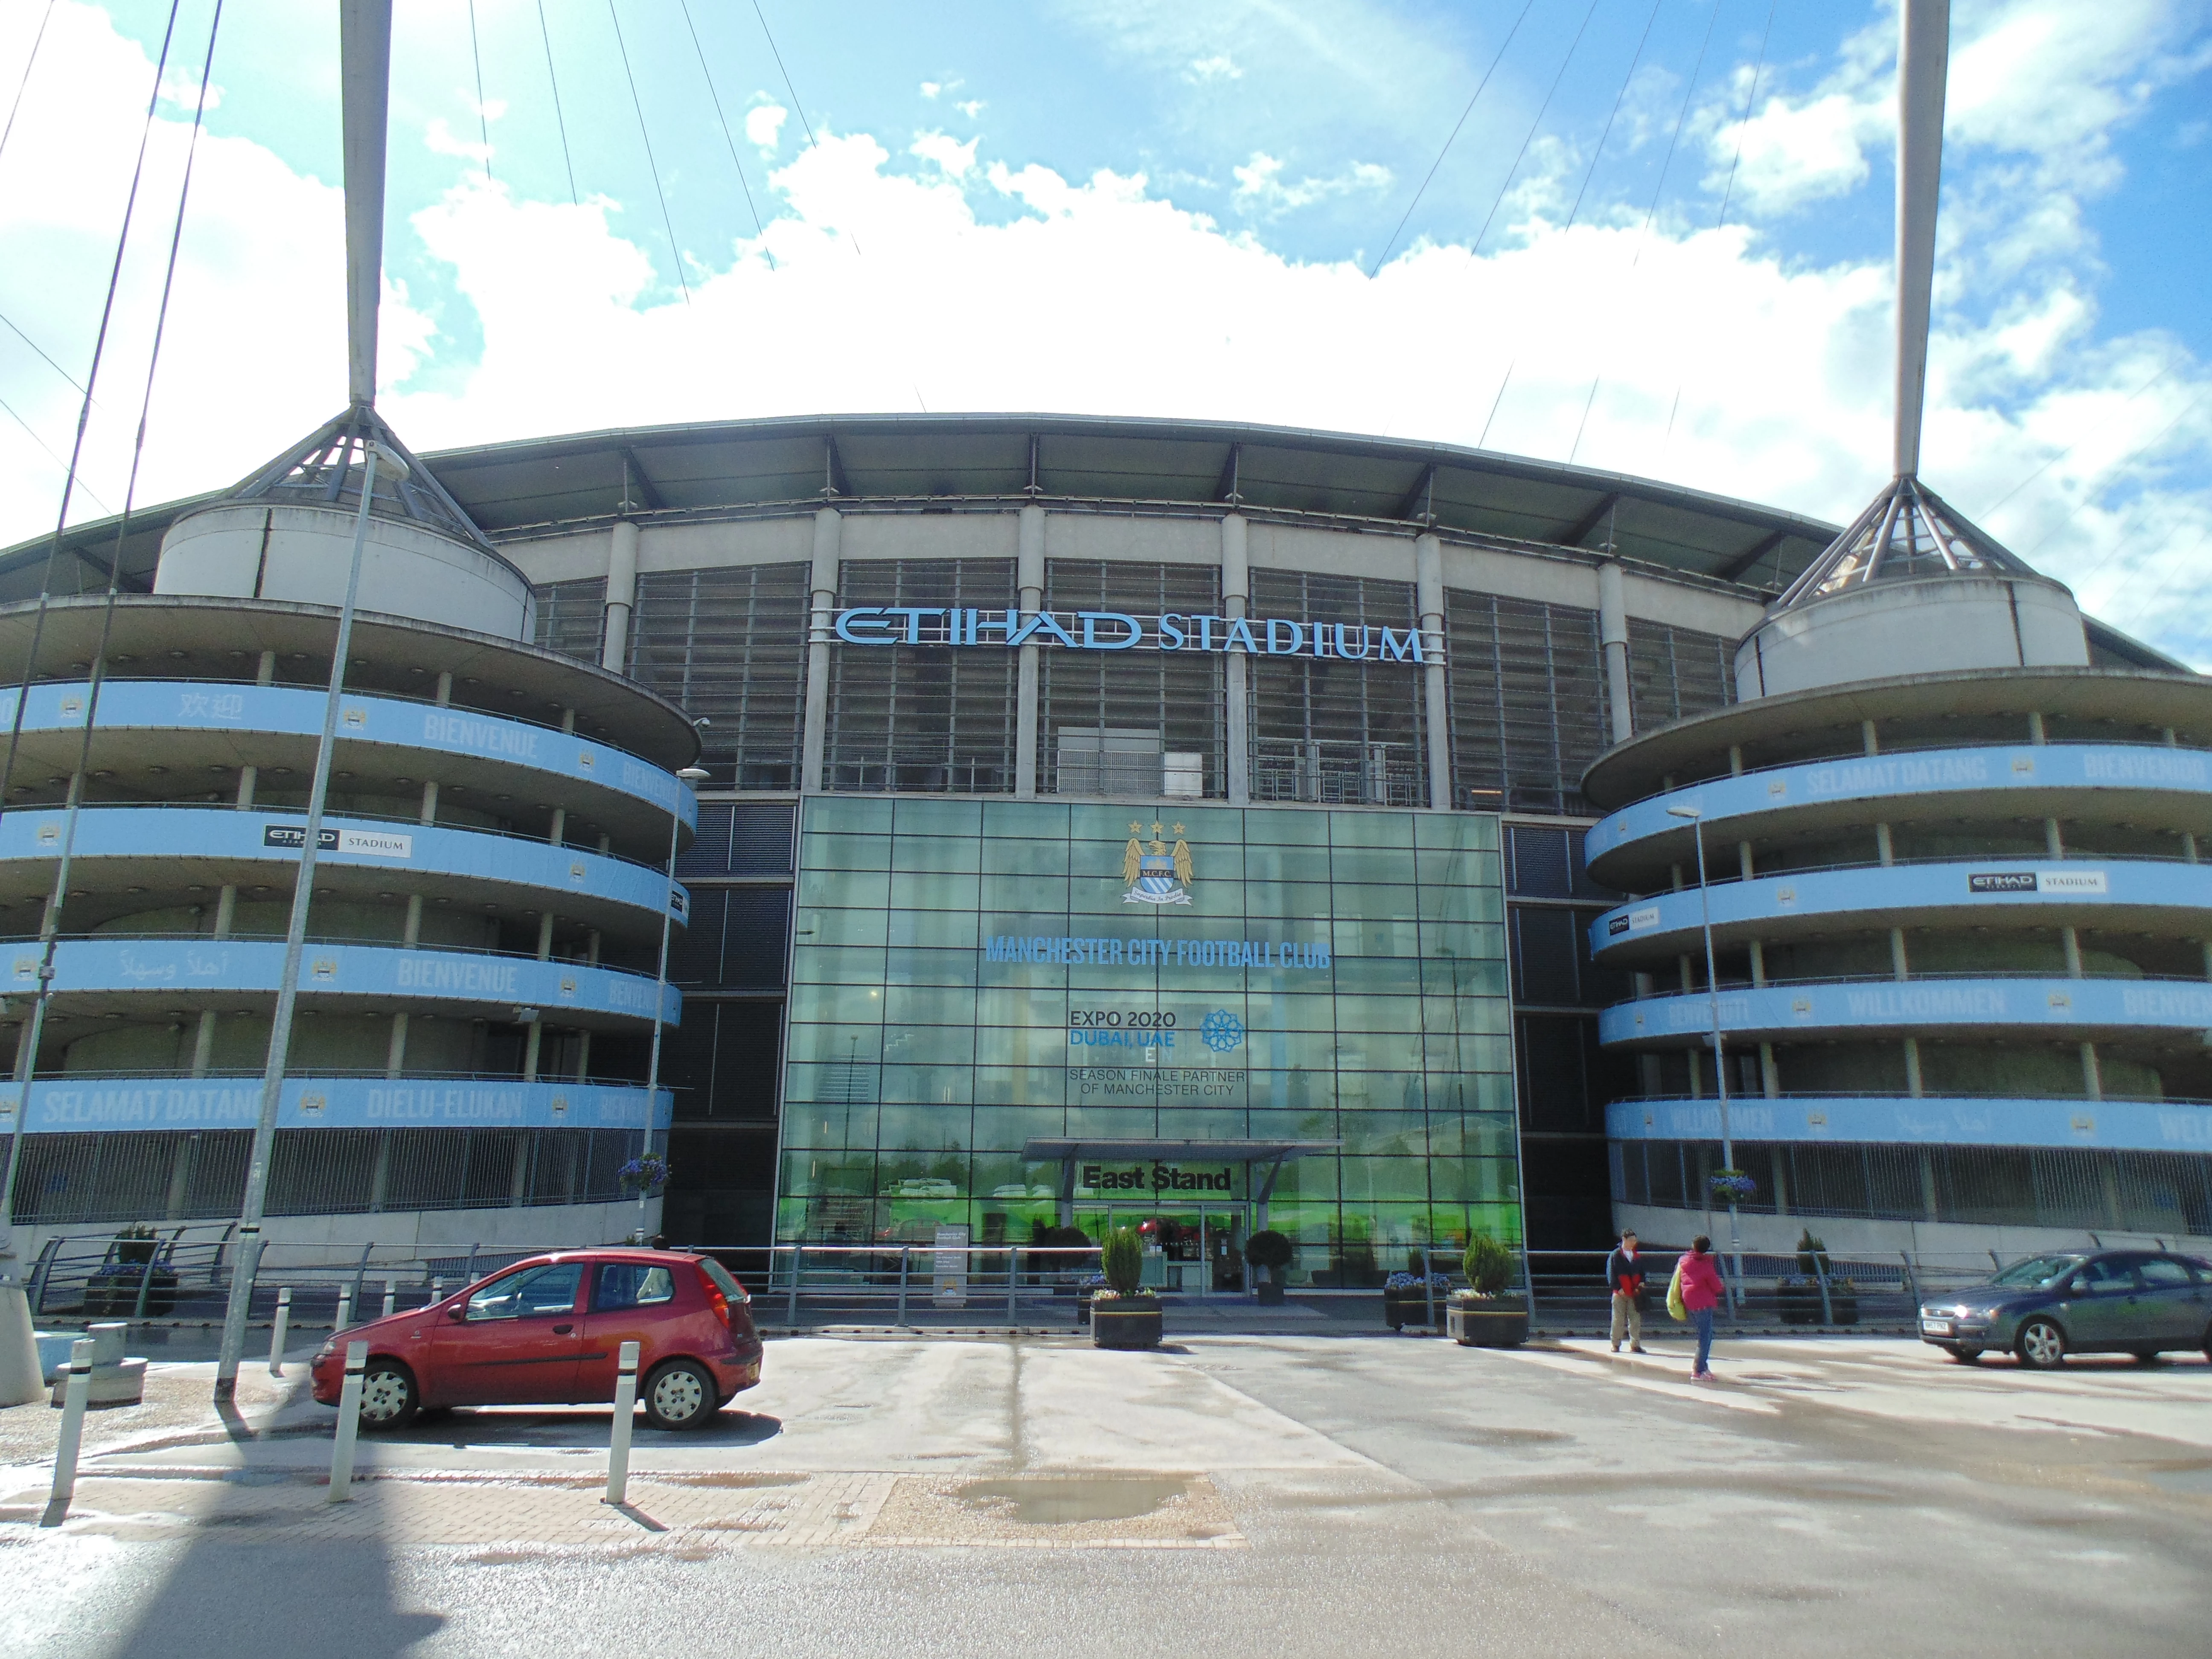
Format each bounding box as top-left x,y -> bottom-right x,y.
1665,1260 -> 1687,1322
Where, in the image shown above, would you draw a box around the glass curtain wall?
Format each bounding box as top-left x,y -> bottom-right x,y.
780,796 -> 1518,1281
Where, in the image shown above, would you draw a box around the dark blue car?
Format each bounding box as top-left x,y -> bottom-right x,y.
1918,1249 -> 2212,1368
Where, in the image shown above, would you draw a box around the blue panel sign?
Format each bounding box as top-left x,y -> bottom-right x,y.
0,1076 -> 674,1135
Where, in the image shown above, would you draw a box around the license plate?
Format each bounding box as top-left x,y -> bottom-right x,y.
1920,1318 -> 1953,1336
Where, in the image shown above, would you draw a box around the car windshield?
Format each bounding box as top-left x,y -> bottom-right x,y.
1989,1253 -> 2084,1287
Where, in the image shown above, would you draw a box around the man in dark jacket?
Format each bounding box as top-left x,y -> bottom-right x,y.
1605,1228 -> 1647,1353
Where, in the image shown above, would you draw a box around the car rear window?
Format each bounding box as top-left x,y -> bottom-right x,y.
698,1257 -> 748,1303
594,1263 -> 676,1311
2138,1258 -> 2192,1288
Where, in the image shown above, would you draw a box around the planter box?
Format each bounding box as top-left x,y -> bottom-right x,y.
1383,1288 -> 1444,1331
1447,1299 -> 1529,1348
1092,1300 -> 1163,1350
1255,1281 -> 1286,1306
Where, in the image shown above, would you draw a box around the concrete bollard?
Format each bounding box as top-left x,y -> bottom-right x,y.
603,1340 -> 640,1506
42,1338 -> 93,1526
327,1341 -> 367,1503
335,1287 -> 354,1333
381,1280 -> 396,1318
268,1286 -> 291,1376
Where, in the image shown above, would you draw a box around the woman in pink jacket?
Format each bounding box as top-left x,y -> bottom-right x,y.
1677,1235 -> 1726,1381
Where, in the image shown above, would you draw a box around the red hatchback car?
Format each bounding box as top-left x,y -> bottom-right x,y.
310,1250 -> 763,1432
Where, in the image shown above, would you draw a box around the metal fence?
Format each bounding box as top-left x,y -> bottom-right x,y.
23,1223 -> 2067,1336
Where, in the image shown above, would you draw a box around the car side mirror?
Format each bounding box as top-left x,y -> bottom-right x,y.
446,1304 -> 467,1322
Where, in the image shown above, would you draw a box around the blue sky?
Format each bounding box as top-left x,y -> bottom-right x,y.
3,1 -> 2209,660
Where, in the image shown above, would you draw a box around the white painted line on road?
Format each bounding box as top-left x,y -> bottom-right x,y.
1493,1348 -> 1782,1414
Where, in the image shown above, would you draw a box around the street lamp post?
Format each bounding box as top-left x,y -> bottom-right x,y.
1665,802 -> 1740,1314
634,750 -> 711,1240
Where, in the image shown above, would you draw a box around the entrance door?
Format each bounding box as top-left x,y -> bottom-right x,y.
1075,1204 -> 1250,1296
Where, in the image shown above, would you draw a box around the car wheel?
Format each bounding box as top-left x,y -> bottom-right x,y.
2131,1348 -> 2163,1364
2016,1318 -> 2066,1370
1944,1346 -> 1983,1364
642,1359 -> 718,1431
357,1359 -> 419,1431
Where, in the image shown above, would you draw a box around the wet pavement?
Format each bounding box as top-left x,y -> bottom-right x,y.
2,1329 -> 2207,1657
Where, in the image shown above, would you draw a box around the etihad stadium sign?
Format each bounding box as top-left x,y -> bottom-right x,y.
832,606 -> 1431,661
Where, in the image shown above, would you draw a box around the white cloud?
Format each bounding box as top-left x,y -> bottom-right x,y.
956,99 -> 985,119
743,103 -> 787,150
920,81 -> 942,99
911,132 -> 979,179
1230,152 -> 1391,217
1187,54 -> 1242,83
424,116 -> 491,167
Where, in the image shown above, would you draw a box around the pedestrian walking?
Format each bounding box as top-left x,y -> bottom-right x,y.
1676,1235 -> 1726,1382
1604,1228 -> 1647,1353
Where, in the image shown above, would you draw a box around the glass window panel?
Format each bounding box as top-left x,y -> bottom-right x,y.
1242,845 -> 1334,882
884,985 -> 981,1026
894,798 -> 985,837
976,1026 -> 1080,1068
810,797 -> 894,834
1425,1034 -> 1514,1072
1245,990 -> 1338,1032
799,868 -> 889,909
973,987 -> 1070,1026
784,1025 -> 882,1064
1242,881 -> 1335,920
1065,1105 -> 1161,1138
1325,849 -> 1417,885
1419,887 -> 1505,926
1248,1106 -> 1337,1139
981,838 -> 1073,876
891,835 -> 983,874
885,946 -> 979,987
1244,809 -> 1329,845
784,1103 -> 879,1149
875,1106 -> 972,1151
1328,955 -> 1426,995
881,1026 -> 976,1065
974,1066 -> 1071,1106
1334,1071 -> 1428,1111
1245,1030 -> 1342,1070
802,833 -> 892,871
1332,918 -> 1423,956
1328,882 -> 1421,920
797,908 -> 889,947
982,874 -> 1072,913
1333,994 -> 1426,1034
1156,1109 -> 1250,1141
878,1065 -> 975,1105
889,871 -> 982,911
982,801 -> 1072,838
888,911 -> 978,950
1339,1113 -> 1429,1155
1415,813 -> 1499,853
792,946 -> 888,985
1340,1157 -> 1433,1203
972,1106 -> 1060,1149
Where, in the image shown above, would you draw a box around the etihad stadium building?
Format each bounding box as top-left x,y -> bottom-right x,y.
5,413 -> 2203,1277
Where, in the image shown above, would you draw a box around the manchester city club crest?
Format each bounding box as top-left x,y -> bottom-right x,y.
1122,821 -> 1194,905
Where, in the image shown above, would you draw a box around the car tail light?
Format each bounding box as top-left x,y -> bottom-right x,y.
698,1263 -> 732,1328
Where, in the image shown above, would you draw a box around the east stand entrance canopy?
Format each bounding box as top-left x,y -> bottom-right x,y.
1021,1138 -> 1342,1229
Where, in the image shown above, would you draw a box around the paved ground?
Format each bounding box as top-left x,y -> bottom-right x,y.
2,1327 -> 2208,1658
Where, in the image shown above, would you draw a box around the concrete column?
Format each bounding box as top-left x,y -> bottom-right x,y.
1415,533 -> 1449,810
1875,822 -> 1895,865
190,1013 -> 219,1078
2080,1041 -> 2103,1101
2061,926 -> 2083,977
2045,818 -> 2065,859
1759,1042 -> 1780,1098
1862,719 -> 1880,757
1889,928 -> 1910,980
435,670 -> 452,707
1222,514 -> 1250,805
256,650 -> 277,687
1903,1036 -> 1924,1097
1747,939 -> 1767,987
602,519 -> 640,674
418,780 -> 438,826
1015,504 -> 1045,798
1738,841 -> 1754,880
800,507 -> 840,793
1598,561 -> 1632,745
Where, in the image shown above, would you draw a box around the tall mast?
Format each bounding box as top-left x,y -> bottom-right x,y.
339,0 -> 392,408
1892,0 -> 1950,480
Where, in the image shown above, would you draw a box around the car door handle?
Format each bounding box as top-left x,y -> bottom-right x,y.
552,1324 -> 573,1334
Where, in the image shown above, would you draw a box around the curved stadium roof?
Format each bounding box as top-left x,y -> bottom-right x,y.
0,410 -> 2179,667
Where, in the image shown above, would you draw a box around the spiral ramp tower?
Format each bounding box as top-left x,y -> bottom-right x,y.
1584,1 -> 2212,1256
0,429 -> 700,1253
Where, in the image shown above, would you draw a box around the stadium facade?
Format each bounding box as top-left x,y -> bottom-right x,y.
3,413 -> 2204,1276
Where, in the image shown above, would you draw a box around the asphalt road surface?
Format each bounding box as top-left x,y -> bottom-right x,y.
3,1330 -> 2208,1659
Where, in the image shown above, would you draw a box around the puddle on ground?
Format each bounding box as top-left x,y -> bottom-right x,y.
952,1475 -> 1188,1526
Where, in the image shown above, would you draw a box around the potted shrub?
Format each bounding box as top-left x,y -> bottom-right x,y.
1091,1226 -> 1162,1350
1446,1231 -> 1528,1348
1382,1267 -> 1451,1331
1244,1229 -> 1294,1304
